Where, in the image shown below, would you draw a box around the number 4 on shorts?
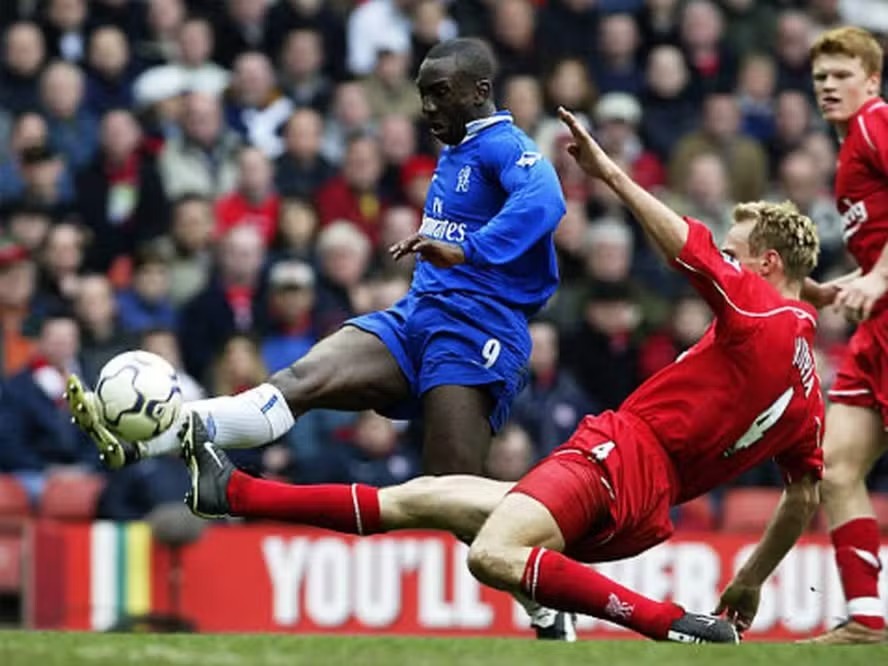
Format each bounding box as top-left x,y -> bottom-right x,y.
591,441 -> 615,461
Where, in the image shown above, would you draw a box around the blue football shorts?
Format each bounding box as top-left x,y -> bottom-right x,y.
346,291 -> 532,432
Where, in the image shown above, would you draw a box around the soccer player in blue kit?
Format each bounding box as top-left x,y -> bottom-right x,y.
67,39 -> 570,631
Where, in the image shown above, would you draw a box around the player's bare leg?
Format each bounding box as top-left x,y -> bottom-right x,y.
805,403 -> 888,644
421,384 -> 493,474
468,492 -> 739,644
70,326 -> 411,466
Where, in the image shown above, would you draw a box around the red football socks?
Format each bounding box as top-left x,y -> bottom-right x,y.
227,470 -> 382,535
831,517 -> 885,630
521,546 -> 684,639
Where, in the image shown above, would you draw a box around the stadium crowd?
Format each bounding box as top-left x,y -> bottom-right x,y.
0,0 -> 886,522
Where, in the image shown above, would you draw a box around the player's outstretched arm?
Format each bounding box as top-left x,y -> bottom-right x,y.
558,107 -> 688,260
801,269 -> 860,309
715,474 -> 820,631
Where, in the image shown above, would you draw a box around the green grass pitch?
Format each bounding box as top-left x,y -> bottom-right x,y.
0,632 -> 885,666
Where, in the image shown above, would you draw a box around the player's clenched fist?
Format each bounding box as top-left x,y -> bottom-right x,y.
714,579 -> 760,633
835,271 -> 888,322
557,107 -> 617,180
389,233 -> 466,268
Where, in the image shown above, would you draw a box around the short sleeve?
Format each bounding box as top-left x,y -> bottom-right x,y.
774,420 -> 824,485
671,218 -> 755,329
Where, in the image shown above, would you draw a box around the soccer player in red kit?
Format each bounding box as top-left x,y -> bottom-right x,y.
802,27 -> 888,644
180,108 -> 823,644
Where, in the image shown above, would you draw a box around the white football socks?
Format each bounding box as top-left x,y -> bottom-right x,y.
139,383 -> 296,457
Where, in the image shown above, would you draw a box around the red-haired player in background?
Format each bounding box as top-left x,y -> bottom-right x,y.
803,26 -> 888,644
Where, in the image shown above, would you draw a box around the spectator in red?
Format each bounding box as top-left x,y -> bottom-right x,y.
399,154 -> 435,214
215,146 -> 281,246
594,92 -> 665,191
315,133 -> 386,245
679,0 -> 738,99
0,240 -> 38,376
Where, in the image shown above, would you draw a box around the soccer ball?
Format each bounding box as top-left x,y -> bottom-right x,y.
95,350 -> 183,441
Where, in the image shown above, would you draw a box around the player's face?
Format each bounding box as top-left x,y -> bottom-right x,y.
416,56 -> 484,145
812,53 -> 881,125
722,220 -> 761,273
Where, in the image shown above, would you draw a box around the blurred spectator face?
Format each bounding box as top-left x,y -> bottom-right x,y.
599,14 -> 640,62
0,258 -> 36,308
586,295 -> 640,337
269,265 -> 315,324
381,206 -> 419,249
343,137 -> 383,192
672,295 -> 710,347
494,0 -> 535,50
101,110 -> 141,163
379,115 -> 417,165
74,275 -> 116,331
284,108 -> 323,161
216,336 -> 266,390
738,55 -> 776,102
5,23 -> 45,77
800,131 -> 836,186
178,18 -> 214,67
40,317 -> 80,370
584,220 -> 632,282
41,62 -> 85,118
554,199 -> 589,254
237,147 -> 274,201
148,0 -> 185,37
333,82 -> 372,129
22,150 -> 64,203
529,321 -> 558,375
233,52 -> 275,107
353,412 -> 398,458
645,45 -> 688,97
774,91 -> 810,143
317,223 -> 371,288
277,199 -> 318,249
48,0 -> 87,31
702,94 -> 740,140
546,59 -> 593,110
142,329 -> 185,369
183,93 -> 223,146
9,210 -> 51,252
281,29 -> 323,81
367,275 -> 409,310
229,0 -> 268,25
219,226 -> 265,286
412,0 -> 447,44
43,223 -> 84,278
134,259 -> 171,303
685,153 -> 729,208
775,12 -> 812,68
88,27 -> 129,79
779,152 -> 819,211
504,76 -> 542,133
10,113 -> 48,156
680,0 -> 723,51
172,197 -> 214,253
375,51 -> 411,87
486,425 -> 534,481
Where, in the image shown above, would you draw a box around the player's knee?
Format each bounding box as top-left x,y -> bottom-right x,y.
386,476 -> 441,525
269,356 -> 333,411
821,461 -> 860,504
467,539 -> 513,589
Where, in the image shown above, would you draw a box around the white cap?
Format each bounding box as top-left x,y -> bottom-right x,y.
269,260 -> 315,289
133,65 -> 188,107
595,93 -> 642,126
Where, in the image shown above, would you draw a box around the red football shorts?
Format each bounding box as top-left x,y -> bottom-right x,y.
510,410 -> 677,563
829,310 -> 888,426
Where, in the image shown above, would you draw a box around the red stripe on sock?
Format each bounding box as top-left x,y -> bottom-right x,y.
520,546 -> 684,639
227,470 -> 382,535
831,517 -> 885,630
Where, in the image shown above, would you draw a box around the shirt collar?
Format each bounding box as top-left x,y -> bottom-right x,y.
462,111 -> 513,143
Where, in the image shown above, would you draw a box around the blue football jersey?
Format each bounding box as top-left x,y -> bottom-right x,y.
412,111 -> 566,314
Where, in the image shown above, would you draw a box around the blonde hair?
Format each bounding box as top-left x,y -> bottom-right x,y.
733,201 -> 819,281
810,26 -> 884,76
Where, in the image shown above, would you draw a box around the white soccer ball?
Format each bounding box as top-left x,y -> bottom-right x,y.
95,350 -> 183,441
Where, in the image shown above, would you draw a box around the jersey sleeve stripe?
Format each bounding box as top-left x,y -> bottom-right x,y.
858,114 -> 877,152
674,257 -> 818,327
828,388 -> 872,396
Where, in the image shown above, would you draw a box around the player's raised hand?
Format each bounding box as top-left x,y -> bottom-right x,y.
389,233 -> 465,268
835,271 -> 888,322
557,107 -> 616,180
714,579 -> 760,634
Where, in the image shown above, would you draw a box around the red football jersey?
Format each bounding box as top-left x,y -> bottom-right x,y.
835,98 -> 888,279
621,220 -> 824,503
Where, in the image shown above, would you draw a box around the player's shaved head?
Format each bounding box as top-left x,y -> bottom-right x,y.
425,38 -> 498,83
